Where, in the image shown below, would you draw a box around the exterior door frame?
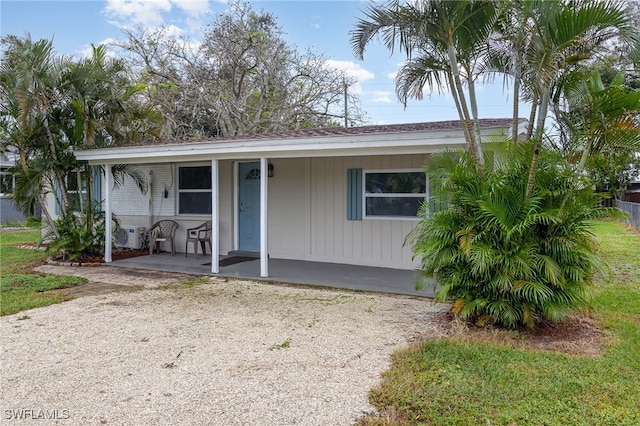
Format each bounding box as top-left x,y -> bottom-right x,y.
234,160 -> 261,251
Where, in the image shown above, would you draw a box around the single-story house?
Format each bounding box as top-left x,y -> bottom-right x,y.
73,119 -> 523,278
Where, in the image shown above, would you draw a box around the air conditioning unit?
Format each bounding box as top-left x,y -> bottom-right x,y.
116,226 -> 146,249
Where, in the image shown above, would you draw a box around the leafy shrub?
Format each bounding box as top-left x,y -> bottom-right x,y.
46,210 -> 116,261
409,142 -> 608,328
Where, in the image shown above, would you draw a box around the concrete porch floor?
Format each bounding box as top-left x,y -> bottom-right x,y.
107,252 -> 435,298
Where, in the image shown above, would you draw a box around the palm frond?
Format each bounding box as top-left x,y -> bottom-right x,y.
108,164 -> 148,194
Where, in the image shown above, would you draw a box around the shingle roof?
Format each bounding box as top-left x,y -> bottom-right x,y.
141,118 -> 519,147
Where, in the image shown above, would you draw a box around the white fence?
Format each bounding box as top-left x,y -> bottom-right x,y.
618,201 -> 640,231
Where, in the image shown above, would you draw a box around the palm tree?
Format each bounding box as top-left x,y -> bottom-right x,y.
0,35 -> 71,233
489,0 -> 640,196
557,69 -> 640,172
350,0 -> 498,167
2,36 -> 159,250
60,44 -> 158,228
410,142 -> 607,328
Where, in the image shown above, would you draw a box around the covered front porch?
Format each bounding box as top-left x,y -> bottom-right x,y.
106,252 -> 435,298
72,122 -> 518,295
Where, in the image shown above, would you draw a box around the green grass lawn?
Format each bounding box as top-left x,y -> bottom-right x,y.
0,228 -> 85,316
360,220 -> 640,426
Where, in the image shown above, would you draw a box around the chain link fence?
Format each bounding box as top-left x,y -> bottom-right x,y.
617,201 -> 640,231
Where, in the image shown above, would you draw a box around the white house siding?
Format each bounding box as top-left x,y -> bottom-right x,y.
267,154 -> 427,270
111,170 -> 150,223
108,162 -> 235,254
108,164 -> 175,230
267,158 -> 309,260
104,155 -> 426,269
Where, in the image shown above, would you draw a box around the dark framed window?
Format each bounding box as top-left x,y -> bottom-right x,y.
0,170 -> 15,196
178,165 -> 211,215
363,169 -> 426,218
67,170 -> 88,212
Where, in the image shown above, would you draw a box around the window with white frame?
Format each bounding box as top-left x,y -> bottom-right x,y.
363,169 -> 426,218
178,165 -> 212,215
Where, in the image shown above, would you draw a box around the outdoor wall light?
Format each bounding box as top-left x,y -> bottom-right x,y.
268,161 -> 274,178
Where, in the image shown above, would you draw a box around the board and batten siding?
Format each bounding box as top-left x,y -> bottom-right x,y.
267,158 -> 309,259
270,154 -> 427,270
103,155 -> 426,269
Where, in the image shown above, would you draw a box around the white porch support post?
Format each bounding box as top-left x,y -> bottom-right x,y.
211,159 -> 219,274
260,157 -> 268,277
104,164 -> 113,263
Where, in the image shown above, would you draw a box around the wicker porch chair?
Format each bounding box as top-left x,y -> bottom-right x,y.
185,221 -> 212,257
149,220 -> 179,256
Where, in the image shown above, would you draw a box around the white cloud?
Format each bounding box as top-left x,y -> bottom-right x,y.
176,0 -> 212,31
372,91 -> 393,103
324,59 -> 374,82
162,24 -> 186,38
324,60 -> 375,96
174,0 -> 210,17
103,0 -> 211,31
104,0 -> 172,28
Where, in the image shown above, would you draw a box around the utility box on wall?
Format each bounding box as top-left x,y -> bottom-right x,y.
115,226 -> 146,249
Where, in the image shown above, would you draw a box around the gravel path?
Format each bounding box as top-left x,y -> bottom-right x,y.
1,269 -> 447,425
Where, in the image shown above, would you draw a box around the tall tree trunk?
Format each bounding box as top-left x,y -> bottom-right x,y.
43,117 -> 71,214
467,72 -> 484,163
446,44 -> 483,166
526,92 -> 538,140
447,74 -> 472,145
16,145 -> 59,238
511,49 -> 522,141
576,126 -> 596,172
526,88 -> 550,197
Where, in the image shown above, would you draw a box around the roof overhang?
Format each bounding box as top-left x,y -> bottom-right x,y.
74,123 -> 515,165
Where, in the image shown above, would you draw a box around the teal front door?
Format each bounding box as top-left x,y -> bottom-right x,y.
238,162 -> 261,251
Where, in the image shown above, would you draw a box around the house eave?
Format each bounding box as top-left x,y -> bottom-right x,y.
75,125 -> 509,165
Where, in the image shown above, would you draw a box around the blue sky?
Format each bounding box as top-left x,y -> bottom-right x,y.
1,0 -> 518,125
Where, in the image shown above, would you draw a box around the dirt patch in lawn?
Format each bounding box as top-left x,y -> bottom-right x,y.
425,310 -> 609,357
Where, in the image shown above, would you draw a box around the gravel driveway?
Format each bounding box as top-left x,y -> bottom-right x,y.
1,266 -> 446,425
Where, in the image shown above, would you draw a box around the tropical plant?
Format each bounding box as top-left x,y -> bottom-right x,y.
0,35 -> 71,235
351,0 -> 498,166
45,209 -> 119,261
409,142 -> 608,328
1,35 -> 158,254
351,0 -> 640,329
352,0 -> 640,176
490,0 -> 640,195
555,69 -> 640,171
